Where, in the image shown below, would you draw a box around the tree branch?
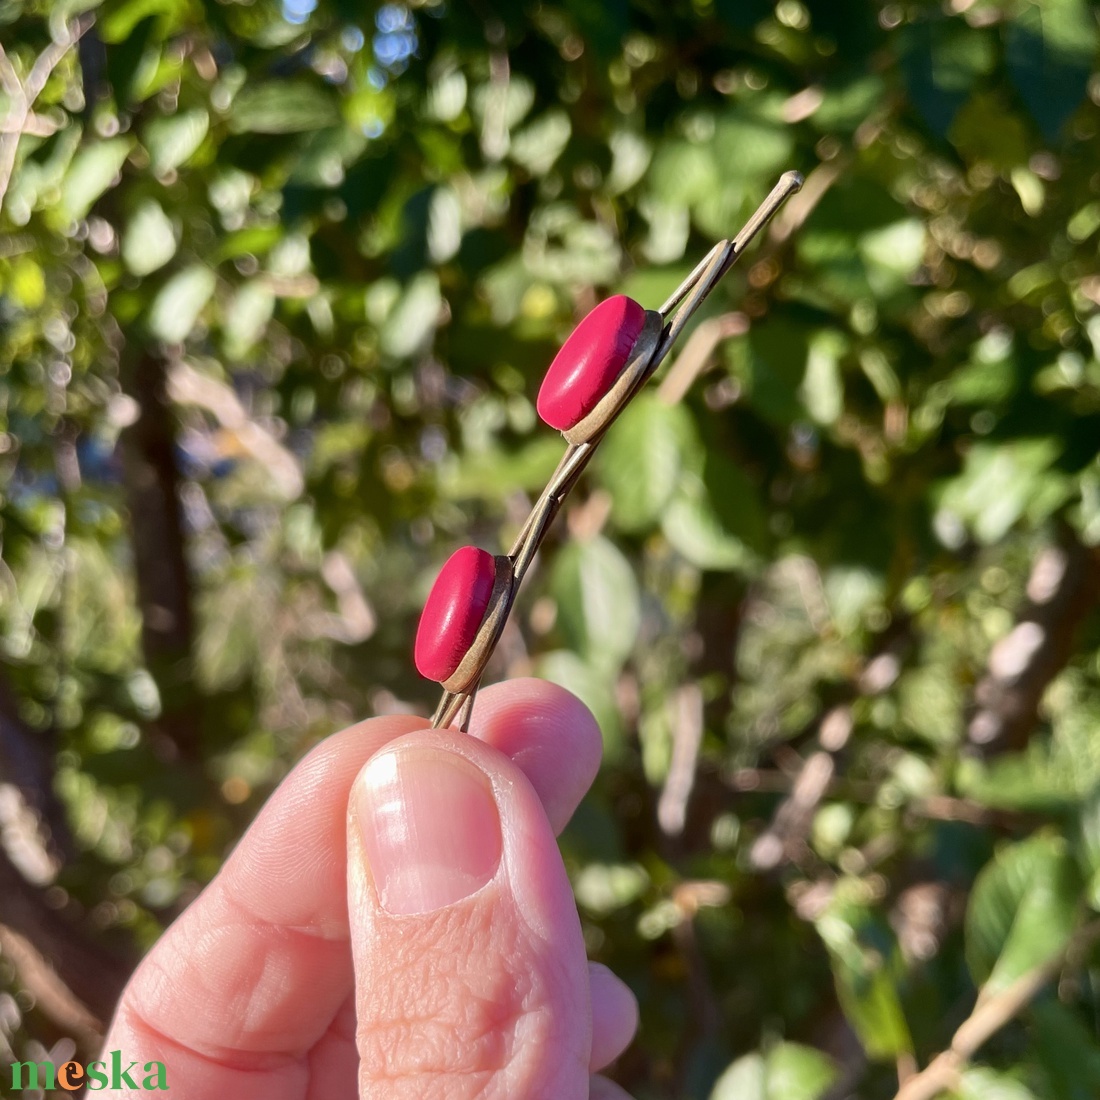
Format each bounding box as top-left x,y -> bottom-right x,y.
0,922 -> 104,1051
0,846 -> 133,1030
968,529 -> 1100,755
0,665 -> 72,870
120,349 -> 200,761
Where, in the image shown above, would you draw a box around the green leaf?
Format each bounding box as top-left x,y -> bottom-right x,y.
59,137 -> 132,221
104,13 -> 159,105
800,330 -> 846,425
765,1044 -> 839,1100
573,862 -> 649,915
745,321 -> 810,425
859,219 -> 925,292
951,1067 -> 1040,1100
380,273 -> 441,358
711,112 -> 794,184
1076,787 -> 1100,904
147,265 -> 216,343
99,0 -> 180,43
900,16 -> 994,136
535,649 -> 623,759
949,331 -> 1018,407
648,140 -> 719,210
222,281 -> 275,358
511,109 -> 571,176
144,109 -> 209,174
815,893 -> 913,1059
965,832 -> 1080,990
957,746 -> 1084,813
710,1052 -> 766,1100
597,394 -> 698,533
1030,999 -> 1100,1100
711,1043 -> 838,1100
288,126 -> 368,188
228,82 -> 340,134
550,535 -> 640,674
7,257 -> 46,309
936,439 -> 1069,545
1006,0 -> 1096,140
122,199 -> 176,276
949,92 -> 1033,171
662,473 -> 760,573
442,436 -> 564,501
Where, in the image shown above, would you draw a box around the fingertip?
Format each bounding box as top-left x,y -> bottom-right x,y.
470,678 -> 603,834
589,1075 -> 637,1100
588,963 -> 639,1071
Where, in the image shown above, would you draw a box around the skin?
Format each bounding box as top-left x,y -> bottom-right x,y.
104,679 -> 638,1098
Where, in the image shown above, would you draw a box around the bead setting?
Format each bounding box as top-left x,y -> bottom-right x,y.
537,295 -> 648,432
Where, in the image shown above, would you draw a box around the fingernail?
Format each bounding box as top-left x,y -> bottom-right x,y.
355,746 -> 502,915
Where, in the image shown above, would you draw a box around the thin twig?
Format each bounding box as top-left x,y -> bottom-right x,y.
657,311 -> 748,405
0,17 -> 91,212
727,766 -> 1015,827
657,683 -> 704,836
0,923 -> 104,1052
768,159 -> 844,244
891,920 -> 1100,1100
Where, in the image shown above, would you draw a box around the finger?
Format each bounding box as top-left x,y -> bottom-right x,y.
468,677 -> 602,835
589,1076 -> 636,1099
351,727 -> 591,1099
588,963 -> 638,1071
104,682 -> 601,1096
107,712 -> 426,1082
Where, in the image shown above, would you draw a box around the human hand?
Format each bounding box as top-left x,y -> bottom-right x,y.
103,679 -> 638,1098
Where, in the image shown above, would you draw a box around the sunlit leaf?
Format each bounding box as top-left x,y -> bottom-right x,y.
222,281 -> 275,358
122,199 -> 177,276
551,535 -> 640,673
965,832 -> 1080,989
147,265 -> 216,343
381,272 -> 441,358
711,1043 -> 838,1100
936,439 -> 1069,545
229,82 -> 341,134
144,109 -> 210,174
951,1067 -> 1040,1100
535,649 -> 623,759
59,137 -> 132,221
597,394 -> 699,532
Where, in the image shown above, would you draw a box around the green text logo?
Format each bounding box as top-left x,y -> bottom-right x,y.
10,1050 -> 168,1091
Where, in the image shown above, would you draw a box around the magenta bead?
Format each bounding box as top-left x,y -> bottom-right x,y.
415,547 -> 497,682
536,295 -> 647,431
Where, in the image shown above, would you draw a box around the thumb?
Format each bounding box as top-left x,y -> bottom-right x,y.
347,727 -> 592,1100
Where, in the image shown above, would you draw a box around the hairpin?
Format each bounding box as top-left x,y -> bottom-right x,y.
413,171 -> 804,731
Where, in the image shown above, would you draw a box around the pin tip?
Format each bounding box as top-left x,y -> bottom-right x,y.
781,169 -> 804,192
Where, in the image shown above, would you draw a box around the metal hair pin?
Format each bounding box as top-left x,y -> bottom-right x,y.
416,171 -> 804,731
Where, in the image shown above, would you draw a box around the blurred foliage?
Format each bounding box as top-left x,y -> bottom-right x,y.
3,0 -> 1100,1096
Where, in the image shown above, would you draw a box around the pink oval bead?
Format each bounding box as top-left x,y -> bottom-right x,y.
537,295 -> 647,431
415,546 -> 497,682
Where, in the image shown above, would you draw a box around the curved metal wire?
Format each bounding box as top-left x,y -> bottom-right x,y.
431,171 -> 804,731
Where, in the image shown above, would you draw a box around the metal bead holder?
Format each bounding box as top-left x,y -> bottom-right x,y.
420,171 -> 804,732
